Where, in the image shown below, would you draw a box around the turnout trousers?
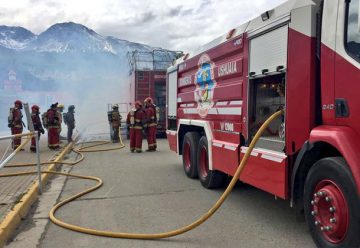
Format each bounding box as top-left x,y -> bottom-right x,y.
11,126 -> 23,149
48,127 -> 60,149
30,132 -> 41,152
130,127 -> 143,152
147,125 -> 157,150
67,127 -> 74,143
111,126 -> 120,143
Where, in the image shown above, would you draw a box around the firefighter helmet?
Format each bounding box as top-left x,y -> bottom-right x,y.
14,100 -> 22,106
144,97 -> 153,104
135,101 -> 142,109
68,105 -> 75,111
51,102 -> 58,109
58,104 -> 64,110
31,105 -> 40,111
112,104 -> 119,109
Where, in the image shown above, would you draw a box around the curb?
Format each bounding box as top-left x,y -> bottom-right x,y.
0,142 -> 74,247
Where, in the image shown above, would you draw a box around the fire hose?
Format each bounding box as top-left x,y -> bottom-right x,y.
0,110 -> 283,239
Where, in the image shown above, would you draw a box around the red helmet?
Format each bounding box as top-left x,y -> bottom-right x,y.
144,97 -> 153,104
31,105 -> 40,111
14,100 -> 22,106
135,101 -> 142,108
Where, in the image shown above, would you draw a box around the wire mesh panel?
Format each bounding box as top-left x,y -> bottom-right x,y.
128,50 -> 181,74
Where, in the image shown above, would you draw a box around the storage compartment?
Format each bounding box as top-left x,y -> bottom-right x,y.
248,73 -> 286,152
249,25 -> 288,75
167,68 -> 178,131
167,69 -> 178,118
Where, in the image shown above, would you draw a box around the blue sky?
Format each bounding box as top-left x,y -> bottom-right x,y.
0,0 -> 286,52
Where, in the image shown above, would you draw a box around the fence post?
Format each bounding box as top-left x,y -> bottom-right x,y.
35,131 -> 42,194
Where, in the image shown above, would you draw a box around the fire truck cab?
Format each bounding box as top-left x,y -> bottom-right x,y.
166,0 -> 360,247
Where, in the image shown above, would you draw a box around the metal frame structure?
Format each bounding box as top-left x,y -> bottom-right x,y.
127,49 -> 183,75
0,132 -> 42,194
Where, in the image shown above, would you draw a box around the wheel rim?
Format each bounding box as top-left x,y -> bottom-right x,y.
310,180 -> 349,244
199,145 -> 209,179
183,142 -> 191,172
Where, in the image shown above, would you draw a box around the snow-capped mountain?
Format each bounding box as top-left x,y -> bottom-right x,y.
106,36 -> 152,55
29,22 -> 116,53
0,22 -> 154,54
0,25 -> 36,49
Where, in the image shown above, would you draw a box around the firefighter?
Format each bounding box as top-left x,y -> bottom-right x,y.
44,103 -> 61,150
30,105 -> 45,152
126,101 -> 146,153
109,104 -> 122,143
8,100 -> 24,150
63,105 -> 76,143
144,97 -> 159,151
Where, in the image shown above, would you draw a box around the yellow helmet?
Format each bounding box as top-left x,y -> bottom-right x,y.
58,104 -> 64,109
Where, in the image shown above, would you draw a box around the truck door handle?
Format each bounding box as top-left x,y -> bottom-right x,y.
335,98 -> 350,118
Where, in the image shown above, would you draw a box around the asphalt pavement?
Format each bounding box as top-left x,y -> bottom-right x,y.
6,138 -> 315,248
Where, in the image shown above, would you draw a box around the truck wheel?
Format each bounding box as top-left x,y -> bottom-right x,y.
182,132 -> 200,178
197,136 -> 226,189
304,157 -> 360,248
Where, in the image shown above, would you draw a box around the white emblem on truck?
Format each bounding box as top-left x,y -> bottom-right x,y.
194,54 -> 217,118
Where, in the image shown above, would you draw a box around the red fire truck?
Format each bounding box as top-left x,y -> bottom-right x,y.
166,0 -> 360,247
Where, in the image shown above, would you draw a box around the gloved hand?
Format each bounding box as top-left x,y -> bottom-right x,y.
8,123 -> 13,128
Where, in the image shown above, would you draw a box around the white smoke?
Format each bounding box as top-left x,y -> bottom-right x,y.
0,23 -> 176,138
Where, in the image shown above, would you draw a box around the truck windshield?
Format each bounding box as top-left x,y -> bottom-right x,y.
346,0 -> 360,61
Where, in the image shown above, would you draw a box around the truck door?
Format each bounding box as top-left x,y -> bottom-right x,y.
247,25 -> 288,153
166,67 -> 178,152
240,24 -> 289,199
334,0 -> 360,133
320,0 -> 338,125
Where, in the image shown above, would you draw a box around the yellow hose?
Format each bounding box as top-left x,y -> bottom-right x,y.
73,140 -> 125,153
5,134 -> 125,168
49,110 -> 284,239
1,110 -> 283,240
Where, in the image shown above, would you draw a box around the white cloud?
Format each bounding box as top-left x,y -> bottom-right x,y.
0,0 -> 287,52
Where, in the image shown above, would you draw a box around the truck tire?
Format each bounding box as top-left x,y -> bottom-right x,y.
304,157 -> 360,248
197,136 -> 226,189
182,132 -> 200,178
